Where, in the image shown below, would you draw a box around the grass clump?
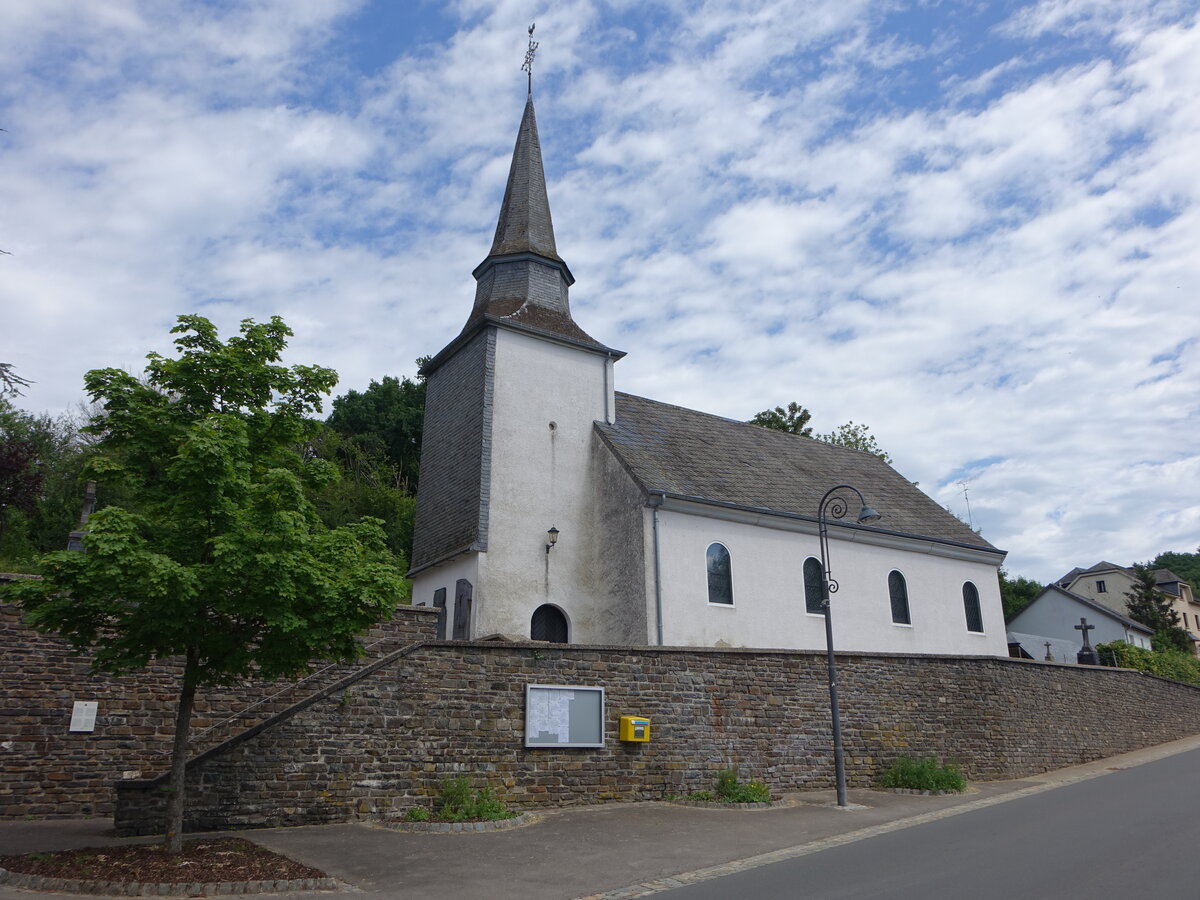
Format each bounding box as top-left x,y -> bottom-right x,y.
435,776 -> 516,822
879,756 -> 965,793
404,806 -> 430,822
683,769 -> 771,803
715,768 -> 771,803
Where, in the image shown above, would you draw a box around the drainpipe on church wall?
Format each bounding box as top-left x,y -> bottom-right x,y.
603,356 -> 616,425
649,493 -> 665,645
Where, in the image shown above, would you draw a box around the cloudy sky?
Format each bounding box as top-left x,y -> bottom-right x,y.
2,0 -> 1197,583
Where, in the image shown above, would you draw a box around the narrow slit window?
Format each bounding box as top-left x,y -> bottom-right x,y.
963,582 -> 984,633
888,570 -> 911,625
706,543 -> 733,605
803,557 -> 825,614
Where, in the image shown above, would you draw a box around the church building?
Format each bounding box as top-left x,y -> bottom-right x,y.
409,92 -> 1008,657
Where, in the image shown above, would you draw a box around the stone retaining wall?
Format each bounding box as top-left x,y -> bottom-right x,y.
114,640 -> 1200,835
0,595 -> 439,819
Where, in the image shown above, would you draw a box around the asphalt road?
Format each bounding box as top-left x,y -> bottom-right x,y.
657,746 -> 1200,900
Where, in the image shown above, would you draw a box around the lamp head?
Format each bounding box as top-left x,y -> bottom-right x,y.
856,505 -> 881,524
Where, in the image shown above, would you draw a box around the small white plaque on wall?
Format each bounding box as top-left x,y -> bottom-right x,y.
69,700 -> 98,733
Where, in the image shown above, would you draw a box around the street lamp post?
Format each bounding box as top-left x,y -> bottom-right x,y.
816,484 -> 881,808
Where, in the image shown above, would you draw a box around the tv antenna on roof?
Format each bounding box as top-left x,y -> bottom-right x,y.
522,23 -> 539,95
957,480 -> 974,530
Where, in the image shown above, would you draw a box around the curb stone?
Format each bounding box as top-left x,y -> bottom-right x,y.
0,866 -> 340,896
374,811 -> 538,833
889,788 -> 962,796
667,799 -> 788,810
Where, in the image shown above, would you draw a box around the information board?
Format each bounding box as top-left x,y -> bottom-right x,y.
69,700 -> 98,733
524,684 -> 604,748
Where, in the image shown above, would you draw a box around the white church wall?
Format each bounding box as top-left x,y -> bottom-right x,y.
476,327 -> 620,644
654,508 -> 1007,656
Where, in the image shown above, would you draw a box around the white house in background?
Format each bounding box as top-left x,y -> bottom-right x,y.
1007,585 -> 1154,663
407,92 -> 1009,657
1056,561 -> 1200,654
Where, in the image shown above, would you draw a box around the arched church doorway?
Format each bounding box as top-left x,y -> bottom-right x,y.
531,604 -> 568,643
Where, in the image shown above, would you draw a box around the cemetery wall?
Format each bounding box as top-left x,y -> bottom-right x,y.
113,637 -> 1200,835
0,594 -> 439,819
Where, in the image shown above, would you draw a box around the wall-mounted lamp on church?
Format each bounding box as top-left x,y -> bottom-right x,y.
546,526 -> 560,554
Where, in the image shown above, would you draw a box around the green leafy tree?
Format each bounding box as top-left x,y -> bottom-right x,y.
327,374 -> 425,492
0,404 -> 43,544
0,362 -> 33,397
1124,563 -> 1191,653
999,569 -> 1042,621
817,421 -> 893,464
749,402 -> 894,464
1,316 -> 405,852
307,424 -> 417,568
749,402 -> 813,436
0,402 -> 91,566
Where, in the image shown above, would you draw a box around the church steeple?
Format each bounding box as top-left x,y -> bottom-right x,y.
469,95 -> 576,322
486,96 -> 562,264
461,94 -> 617,353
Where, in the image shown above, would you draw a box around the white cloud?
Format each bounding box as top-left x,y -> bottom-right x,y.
1,1 -> 1197,583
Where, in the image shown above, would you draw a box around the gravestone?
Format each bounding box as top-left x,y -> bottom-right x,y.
1075,617 -> 1099,665
432,587 -> 447,640
453,579 -> 473,640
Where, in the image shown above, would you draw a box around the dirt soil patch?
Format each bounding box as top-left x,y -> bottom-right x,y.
0,837 -> 326,884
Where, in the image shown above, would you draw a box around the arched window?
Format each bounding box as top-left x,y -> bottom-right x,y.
531,604 -> 568,643
803,557 -> 825,614
706,543 -> 733,605
963,582 -> 984,633
888,571 -> 911,625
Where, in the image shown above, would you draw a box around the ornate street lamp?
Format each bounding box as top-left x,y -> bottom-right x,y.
817,484 -> 881,808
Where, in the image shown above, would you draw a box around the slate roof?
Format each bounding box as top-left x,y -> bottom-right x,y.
464,297 -> 611,351
487,96 -> 561,262
597,392 -> 999,553
1151,568 -> 1187,596
1054,562 -> 1190,597
1054,561 -> 1126,587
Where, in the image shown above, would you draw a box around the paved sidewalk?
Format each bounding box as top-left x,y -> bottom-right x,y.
4,733 -> 1200,900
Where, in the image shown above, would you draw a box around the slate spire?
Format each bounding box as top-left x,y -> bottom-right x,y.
487,96 -> 562,262
464,93 -> 623,354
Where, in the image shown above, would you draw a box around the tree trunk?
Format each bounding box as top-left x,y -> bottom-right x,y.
164,647 -> 200,854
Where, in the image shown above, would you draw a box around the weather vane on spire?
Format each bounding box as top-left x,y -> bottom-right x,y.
522,23 -> 538,95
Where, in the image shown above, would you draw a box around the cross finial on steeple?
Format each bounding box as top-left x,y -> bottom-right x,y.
522,23 -> 538,96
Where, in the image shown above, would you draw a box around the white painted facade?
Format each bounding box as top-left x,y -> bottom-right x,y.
413,328 -> 622,644
412,323 -> 1009,657
648,502 -> 1007,656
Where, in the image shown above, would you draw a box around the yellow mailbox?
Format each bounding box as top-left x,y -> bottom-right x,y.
619,716 -> 651,742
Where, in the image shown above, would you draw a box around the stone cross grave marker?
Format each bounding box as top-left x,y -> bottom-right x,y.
1075,617 -> 1099,665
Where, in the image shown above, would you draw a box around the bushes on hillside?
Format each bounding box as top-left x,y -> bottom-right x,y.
1097,641 -> 1200,687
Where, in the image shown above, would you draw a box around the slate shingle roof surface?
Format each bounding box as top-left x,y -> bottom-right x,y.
466,298 -> 610,350
598,392 -> 999,552
489,96 -> 561,262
